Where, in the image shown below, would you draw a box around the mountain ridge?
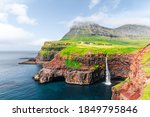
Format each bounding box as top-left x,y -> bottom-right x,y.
62,22 -> 150,39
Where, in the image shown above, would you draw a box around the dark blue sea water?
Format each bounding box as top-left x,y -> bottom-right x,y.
0,52 -> 112,100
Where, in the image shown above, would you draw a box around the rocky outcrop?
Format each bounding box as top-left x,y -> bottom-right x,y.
19,58 -> 37,64
34,53 -> 133,85
34,68 -> 100,85
34,54 -> 101,85
112,44 -> 150,100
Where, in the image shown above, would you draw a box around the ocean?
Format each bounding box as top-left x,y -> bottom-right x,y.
0,52 -> 112,100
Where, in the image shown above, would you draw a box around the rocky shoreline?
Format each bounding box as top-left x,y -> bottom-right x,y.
19,58 -> 37,64
19,58 -> 49,65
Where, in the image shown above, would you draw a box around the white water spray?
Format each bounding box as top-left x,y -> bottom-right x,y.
105,57 -> 111,85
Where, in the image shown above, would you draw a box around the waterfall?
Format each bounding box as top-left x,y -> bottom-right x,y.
105,57 -> 111,85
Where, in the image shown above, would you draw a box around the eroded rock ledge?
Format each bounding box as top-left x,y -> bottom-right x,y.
33,53 -> 133,85
34,54 -> 101,85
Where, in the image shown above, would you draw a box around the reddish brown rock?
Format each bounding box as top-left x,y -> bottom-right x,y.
108,54 -> 134,78
34,53 -> 133,85
112,44 -> 150,100
34,54 -> 102,85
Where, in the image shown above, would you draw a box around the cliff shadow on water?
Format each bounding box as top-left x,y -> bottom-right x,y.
48,76 -> 65,83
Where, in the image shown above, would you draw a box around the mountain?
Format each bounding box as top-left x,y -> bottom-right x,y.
114,24 -> 150,37
62,22 -> 117,39
62,22 -> 150,39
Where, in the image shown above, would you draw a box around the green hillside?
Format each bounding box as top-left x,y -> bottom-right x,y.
59,36 -> 150,58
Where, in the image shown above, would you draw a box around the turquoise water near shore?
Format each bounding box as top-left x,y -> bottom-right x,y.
0,52 -> 112,100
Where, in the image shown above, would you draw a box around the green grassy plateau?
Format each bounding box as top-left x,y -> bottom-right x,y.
59,36 -> 150,58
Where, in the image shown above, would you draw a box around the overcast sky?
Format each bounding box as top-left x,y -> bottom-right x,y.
0,0 -> 150,51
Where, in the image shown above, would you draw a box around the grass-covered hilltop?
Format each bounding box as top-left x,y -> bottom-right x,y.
34,22 -> 150,100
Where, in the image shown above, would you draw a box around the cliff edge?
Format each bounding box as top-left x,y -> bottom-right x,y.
112,44 -> 150,100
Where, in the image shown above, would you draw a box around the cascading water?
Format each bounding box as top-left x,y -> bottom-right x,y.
105,57 -> 111,85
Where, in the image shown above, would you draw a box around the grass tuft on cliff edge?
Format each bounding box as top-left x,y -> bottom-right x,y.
65,59 -> 81,69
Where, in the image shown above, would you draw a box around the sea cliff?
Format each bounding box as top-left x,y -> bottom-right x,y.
30,22 -> 150,100
31,39 -> 150,100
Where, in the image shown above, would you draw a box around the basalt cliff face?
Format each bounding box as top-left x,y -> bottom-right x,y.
34,54 -> 102,85
34,53 -> 133,85
112,44 -> 150,100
